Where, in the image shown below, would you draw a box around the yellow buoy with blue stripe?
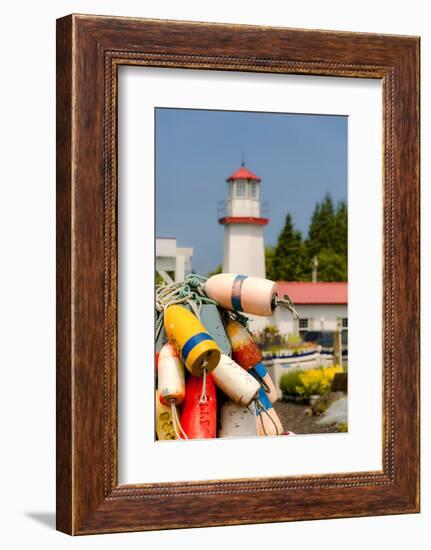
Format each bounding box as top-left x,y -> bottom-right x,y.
164,305 -> 221,377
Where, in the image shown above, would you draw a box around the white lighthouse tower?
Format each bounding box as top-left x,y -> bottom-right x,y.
218,163 -> 268,277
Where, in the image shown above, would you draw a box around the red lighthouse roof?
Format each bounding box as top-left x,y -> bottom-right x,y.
226,165 -> 261,182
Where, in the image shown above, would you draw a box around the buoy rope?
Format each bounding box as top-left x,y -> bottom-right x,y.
170,401 -> 188,440
249,369 -> 271,394
274,294 -> 299,319
199,365 -> 208,404
155,275 -> 219,340
256,399 -> 280,436
222,309 -> 250,329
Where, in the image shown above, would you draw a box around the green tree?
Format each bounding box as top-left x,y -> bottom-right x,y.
316,248 -> 347,281
306,193 -> 336,259
265,245 -> 275,279
271,213 -> 305,280
334,200 -> 348,257
303,193 -> 347,282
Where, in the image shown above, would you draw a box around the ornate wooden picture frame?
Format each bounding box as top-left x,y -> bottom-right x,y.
56,14 -> 420,535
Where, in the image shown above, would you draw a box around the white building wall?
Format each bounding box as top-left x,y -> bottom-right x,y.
229,198 -> 260,217
271,304 -> 348,335
156,238 -> 193,283
223,223 -> 266,278
156,237 -> 177,257
156,256 -> 175,272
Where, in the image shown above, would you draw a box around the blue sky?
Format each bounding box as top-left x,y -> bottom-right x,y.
155,108 -> 347,276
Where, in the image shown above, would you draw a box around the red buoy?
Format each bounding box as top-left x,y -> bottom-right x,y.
180,374 -> 217,439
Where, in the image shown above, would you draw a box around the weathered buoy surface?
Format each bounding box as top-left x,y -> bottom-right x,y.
210,354 -> 260,406
157,343 -> 186,406
164,305 -> 221,376
226,319 -> 262,370
251,363 -> 278,404
199,303 -> 232,355
155,391 -> 177,440
218,401 -> 258,438
204,273 -> 278,316
180,374 -> 217,439
256,387 -> 284,436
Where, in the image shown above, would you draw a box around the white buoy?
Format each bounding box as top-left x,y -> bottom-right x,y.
204,273 -> 277,316
210,354 -> 260,406
218,401 -> 259,438
157,343 -> 186,407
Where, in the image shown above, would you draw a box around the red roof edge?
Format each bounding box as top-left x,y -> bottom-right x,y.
218,216 -> 269,226
226,166 -> 261,182
277,281 -> 347,305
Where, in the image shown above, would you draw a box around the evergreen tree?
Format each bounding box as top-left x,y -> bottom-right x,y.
303,193 -> 347,282
306,193 -> 336,258
334,200 -> 348,257
271,213 -> 305,280
316,248 -> 347,281
266,193 -> 347,282
265,246 -> 276,280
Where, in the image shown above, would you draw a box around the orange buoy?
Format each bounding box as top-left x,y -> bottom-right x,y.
218,401 -> 259,438
180,373 -> 217,439
204,273 -> 278,316
157,343 -> 185,407
255,387 -> 283,436
164,305 -> 221,376
155,391 -> 177,440
210,354 -> 260,406
225,319 -> 262,370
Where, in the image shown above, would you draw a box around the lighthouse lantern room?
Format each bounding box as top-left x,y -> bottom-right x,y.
218,164 -> 268,278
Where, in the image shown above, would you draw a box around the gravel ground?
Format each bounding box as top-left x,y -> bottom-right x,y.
273,400 -> 340,434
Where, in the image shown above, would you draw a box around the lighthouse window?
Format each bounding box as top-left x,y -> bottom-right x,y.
236,180 -> 246,197
250,182 -> 258,198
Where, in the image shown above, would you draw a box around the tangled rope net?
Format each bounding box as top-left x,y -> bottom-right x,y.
155,274 -> 249,340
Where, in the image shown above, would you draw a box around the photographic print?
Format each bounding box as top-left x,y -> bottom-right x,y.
155,108 -> 348,441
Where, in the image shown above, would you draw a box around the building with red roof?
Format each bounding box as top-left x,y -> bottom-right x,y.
276,281 -> 347,305
271,281 -> 348,338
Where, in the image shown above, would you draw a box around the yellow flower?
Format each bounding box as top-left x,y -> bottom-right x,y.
281,365 -> 343,397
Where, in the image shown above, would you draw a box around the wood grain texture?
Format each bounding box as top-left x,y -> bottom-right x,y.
56,14 -> 420,535
56,15 -> 73,535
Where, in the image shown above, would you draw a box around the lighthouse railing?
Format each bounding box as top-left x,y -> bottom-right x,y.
217,199 -> 269,218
